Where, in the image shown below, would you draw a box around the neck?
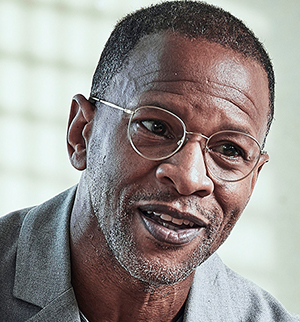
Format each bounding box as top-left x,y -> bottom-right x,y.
70,181 -> 193,322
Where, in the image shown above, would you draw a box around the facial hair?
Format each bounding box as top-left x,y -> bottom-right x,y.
91,184 -> 222,286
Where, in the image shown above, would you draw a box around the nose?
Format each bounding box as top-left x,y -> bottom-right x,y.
155,140 -> 214,197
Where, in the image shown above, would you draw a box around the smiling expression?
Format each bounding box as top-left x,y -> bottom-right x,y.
84,33 -> 270,285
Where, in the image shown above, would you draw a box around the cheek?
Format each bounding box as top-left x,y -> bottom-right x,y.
208,181 -> 253,253
87,121 -> 153,191
214,179 -> 253,231
112,139 -> 149,182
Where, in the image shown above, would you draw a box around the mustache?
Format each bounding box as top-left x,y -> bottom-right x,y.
127,190 -> 219,222
130,190 -> 179,203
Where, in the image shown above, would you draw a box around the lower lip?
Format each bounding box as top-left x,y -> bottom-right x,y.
140,212 -> 204,245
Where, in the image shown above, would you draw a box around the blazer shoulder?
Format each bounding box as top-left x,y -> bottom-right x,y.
222,262 -> 300,321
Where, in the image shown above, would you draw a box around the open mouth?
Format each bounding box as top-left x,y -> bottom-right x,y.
138,205 -> 207,245
141,210 -> 199,231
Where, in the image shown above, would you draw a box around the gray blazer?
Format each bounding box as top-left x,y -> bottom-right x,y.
0,187 -> 299,321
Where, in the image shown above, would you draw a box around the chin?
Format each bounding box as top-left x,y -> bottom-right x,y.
112,242 -> 213,286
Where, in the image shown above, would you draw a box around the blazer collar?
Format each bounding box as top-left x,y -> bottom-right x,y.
13,186 -> 77,309
183,253 -> 236,321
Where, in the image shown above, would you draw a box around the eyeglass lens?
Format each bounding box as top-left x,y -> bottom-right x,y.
128,106 -> 261,182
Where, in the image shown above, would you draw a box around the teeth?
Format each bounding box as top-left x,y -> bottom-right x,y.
160,214 -> 172,221
146,210 -> 195,227
172,218 -> 183,225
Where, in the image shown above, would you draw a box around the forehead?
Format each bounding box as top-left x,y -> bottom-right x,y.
106,32 -> 269,141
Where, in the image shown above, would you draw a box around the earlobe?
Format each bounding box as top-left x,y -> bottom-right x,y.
67,94 -> 96,170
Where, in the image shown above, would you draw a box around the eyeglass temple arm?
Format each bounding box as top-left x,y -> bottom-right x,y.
90,96 -> 267,155
89,96 -> 133,115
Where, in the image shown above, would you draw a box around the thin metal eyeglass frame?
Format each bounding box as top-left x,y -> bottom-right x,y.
89,96 -> 267,182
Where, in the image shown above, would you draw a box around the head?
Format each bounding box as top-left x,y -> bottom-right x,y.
68,1 -> 273,286
91,0 -> 274,140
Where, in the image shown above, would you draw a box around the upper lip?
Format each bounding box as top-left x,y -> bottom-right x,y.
138,203 -> 208,228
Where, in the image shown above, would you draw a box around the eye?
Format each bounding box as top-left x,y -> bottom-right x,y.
211,142 -> 245,158
141,119 -> 171,137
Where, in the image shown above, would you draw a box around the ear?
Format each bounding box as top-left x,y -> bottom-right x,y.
250,152 -> 269,194
67,94 -> 96,170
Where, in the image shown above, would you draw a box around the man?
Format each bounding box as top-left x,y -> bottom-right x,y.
0,1 -> 299,321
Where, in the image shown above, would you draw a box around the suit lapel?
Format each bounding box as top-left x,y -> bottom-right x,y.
27,288 -> 80,322
183,254 -> 236,322
12,187 -> 78,319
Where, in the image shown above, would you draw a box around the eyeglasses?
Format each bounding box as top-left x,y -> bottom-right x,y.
90,97 -> 266,182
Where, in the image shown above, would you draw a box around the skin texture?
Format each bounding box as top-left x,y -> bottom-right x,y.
68,33 -> 270,322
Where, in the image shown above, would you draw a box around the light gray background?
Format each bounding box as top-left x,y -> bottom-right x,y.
0,0 -> 299,314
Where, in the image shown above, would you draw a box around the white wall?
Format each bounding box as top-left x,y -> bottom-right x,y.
1,0 -> 299,314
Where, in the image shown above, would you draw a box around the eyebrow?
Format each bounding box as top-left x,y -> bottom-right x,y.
90,96 -> 260,144
214,123 -> 256,138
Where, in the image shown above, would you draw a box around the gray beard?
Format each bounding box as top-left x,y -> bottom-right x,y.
94,189 -> 221,286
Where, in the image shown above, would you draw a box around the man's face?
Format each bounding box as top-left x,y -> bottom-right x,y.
85,33 -> 269,285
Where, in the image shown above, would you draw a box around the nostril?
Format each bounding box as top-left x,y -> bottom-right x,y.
156,165 -> 175,185
155,160 -> 214,197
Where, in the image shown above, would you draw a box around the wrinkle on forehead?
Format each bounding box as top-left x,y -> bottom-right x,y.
147,76 -> 254,117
